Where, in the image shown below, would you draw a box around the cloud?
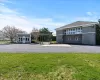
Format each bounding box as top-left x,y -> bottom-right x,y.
75,11 -> 100,21
86,12 -> 93,16
0,5 -> 18,14
0,0 -> 7,3
86,11 -> 98,16
0,3 -> 4,5
75,15 -> 100,22
0,4 -> 65,33
0,0 -> 13,4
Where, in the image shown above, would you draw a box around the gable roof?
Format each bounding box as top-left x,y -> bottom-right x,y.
56,21 -> 98,30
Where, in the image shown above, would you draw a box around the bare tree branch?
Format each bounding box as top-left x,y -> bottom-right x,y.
2,25 -> 26,42
31,28 -> 39,42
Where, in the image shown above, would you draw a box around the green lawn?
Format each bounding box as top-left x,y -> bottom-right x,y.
0,53 -> 100,80
51,41 -> 56,44
0,40 -> 10,44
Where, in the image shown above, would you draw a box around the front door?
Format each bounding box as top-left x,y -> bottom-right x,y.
23,39 -> 25,43
22,36 -> 26,44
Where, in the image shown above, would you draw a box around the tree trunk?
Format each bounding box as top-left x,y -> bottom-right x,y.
10,38 -> 13,43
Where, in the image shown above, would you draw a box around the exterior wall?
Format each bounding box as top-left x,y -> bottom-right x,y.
56,30 -> 63,43
82,26 -> 96,45
63,34 -> 82,44
56,26 -> 96,45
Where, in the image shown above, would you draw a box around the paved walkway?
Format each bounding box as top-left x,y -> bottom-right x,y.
0,44 -> 100,53
42,44 -> 71,47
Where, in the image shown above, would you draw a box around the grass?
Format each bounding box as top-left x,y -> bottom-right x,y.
0,53 -> 100,80
0,40 -> 10,44
51,41 -> 56,44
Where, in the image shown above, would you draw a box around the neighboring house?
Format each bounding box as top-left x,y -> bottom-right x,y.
55,21 -> 100,45
16,33 -> 31,44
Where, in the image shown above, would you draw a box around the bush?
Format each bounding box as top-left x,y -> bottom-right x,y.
52,36 -> 56,41
31,40 -> 39,43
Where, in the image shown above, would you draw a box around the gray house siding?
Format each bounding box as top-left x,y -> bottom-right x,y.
63,34 -> 82,44
82,26 -> 96,45
56,30 -> 63,43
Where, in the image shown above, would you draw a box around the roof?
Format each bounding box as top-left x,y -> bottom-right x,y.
56,21 -> 98,30
17,33 -> 30,36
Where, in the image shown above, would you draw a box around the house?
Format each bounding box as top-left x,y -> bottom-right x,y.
16,33 -> 31,44
55,21 -> 100,45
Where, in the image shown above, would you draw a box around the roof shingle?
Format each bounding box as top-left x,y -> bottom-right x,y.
56,21 -> 98,30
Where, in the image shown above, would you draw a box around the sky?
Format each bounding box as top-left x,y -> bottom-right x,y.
0,0 -> 100,35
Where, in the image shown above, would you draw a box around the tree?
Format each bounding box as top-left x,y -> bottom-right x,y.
31,28 -> 39,42
2,25 -> 26,42
39,27 -> 52,42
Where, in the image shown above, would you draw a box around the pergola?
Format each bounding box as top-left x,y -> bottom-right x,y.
39,32 -> 52,44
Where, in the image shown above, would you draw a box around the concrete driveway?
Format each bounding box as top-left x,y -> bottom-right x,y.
0,44 -> 100,53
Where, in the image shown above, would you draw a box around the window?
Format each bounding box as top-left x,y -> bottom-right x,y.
78,28 -> 80,30
19,38 -> 20,41
21,38 -> 22,41
19,38 -> 22,42
68,37 -> 71,40
68,37 -> 70,40
27,38 -> 29,41
66,30 -> 68,34
64,31 -> 66,35
66,27 -> 82,35
26,38 -> 27,41
75,37 -> 79,41
73,32 -> 75,34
